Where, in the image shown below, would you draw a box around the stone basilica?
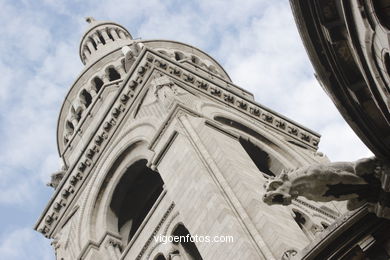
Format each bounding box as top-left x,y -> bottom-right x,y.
35,1 -> 390,259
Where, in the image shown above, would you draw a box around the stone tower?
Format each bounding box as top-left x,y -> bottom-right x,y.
35,19 -> 345,260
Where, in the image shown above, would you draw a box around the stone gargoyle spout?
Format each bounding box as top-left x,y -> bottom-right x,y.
262,157 -> 390,219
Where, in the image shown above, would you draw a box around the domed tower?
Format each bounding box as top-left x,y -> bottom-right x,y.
36,19 -> 344,260
80,17 -> 133,66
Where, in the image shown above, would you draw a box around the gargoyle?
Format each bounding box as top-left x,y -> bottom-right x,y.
262,157 -> 390,217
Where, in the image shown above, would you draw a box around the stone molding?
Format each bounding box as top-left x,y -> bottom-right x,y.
36,48 -> 321,238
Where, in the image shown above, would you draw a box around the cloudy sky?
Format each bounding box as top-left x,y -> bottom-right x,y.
0,0 -> 373,259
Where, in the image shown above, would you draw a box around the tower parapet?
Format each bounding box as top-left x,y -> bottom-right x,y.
58,19 -> 238,164
79,17 -> 133,66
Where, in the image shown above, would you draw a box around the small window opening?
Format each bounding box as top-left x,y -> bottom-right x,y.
85,46 -> 91,55
80,89 -> 92,108
172,224 -> 203,260
191,55 -> 200,65
293,210 -> 306,229
174,51 -> 184,61
108,67 -> 121,81
92,77 -> 104,93
90,38 -> 97,50
107,29 -> 114,41
97,32 -> 106,45
384,53 -> 390,78
65,120 -> 74,135
154,254 -> 166,260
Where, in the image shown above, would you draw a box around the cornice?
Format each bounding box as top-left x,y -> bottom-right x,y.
36,48 -> 321,238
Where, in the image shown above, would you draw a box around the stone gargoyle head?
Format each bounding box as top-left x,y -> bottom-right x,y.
262,170 -> 295,206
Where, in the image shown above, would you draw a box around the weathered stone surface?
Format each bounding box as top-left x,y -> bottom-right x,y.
35,18 -> 345,260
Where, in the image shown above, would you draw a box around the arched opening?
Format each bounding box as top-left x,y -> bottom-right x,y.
373,0 -> 390,30
292,209 -> 315,240
239,137 -> 275,177
154,254 -> 166,260
97,31 -> 106,45
65,120 -> 74,135
89,37 -> 97,50
92,77 -> 104,93
191,55 -> 200,65
108,67 -> 121,81
174,51 -> 185,61
80,89 -> 92,108
107,29 -> 114,41
321,222 -> 329,229
214,115 -> 285,178
384,53 -> 390,79
110,159 -> 164,244
171,224 -> 203,260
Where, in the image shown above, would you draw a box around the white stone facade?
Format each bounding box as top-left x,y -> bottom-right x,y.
35,19 -> 346,260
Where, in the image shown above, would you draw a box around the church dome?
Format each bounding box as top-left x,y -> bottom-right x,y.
57,18 -> 234,160
79,17 -> 133,65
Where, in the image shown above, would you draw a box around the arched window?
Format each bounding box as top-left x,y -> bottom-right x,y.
191,55 -> 200,65
108,67 -> 121,81
154,254 -> 166,260
65,120 -> 74,135
89,37 -> 97,50
214,116 -> 284,177
110,159 -> 164,244
97,31 -> 106,45
80,89 -> 92,108
107,29 -> 114,41
239,137 -> 275,177
171,224 -> 203,260
174,51 -> 185,61
92,77 -> 104,93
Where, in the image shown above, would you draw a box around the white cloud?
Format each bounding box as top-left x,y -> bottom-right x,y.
319,122 -> 373,161
217,1 -> 372,161
0,1 -> 53,63
0,1 -> 375,259
0,227 -> 53,260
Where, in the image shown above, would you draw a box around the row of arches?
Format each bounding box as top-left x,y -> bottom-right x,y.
64,66 -> 122,144
156,48 -> 223,79
81,27 -> 130,62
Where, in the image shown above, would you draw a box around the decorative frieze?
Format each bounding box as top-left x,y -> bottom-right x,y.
147,51 -> 320,149
36,51 -> 152,237
36,48 -> 320,237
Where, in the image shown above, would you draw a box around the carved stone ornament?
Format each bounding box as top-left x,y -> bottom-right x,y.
262,157 -> 390,219
47,170 -> 66,189
152,74 -> 178,109
281,249 -> 297,260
